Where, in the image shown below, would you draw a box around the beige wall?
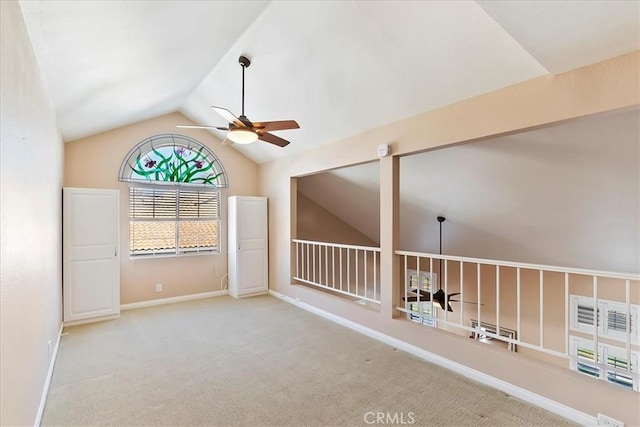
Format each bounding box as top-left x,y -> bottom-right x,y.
64,113 -> 259,304
297,193 -> 376,246
296,193 -> 379,300
259,52 -> 640,425
0,2 -> 64,425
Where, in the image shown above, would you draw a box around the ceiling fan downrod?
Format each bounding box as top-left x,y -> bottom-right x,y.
437,216 -> 446,290
239,55 -> 251,118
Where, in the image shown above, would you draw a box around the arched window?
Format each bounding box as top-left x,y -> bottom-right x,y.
118,135 -> 228,257
118,134 -> 228,188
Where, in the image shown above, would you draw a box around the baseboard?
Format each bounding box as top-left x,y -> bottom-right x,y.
34,322 -> 63,427
268,289 -> 598,426
120,290 -> 228,311
63,313 -> 120,327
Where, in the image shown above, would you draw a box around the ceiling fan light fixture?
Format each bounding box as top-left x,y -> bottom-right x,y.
227,128 -> 258,144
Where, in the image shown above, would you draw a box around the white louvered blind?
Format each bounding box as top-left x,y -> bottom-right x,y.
571,295 -> 639,345
129,186 -> 220,256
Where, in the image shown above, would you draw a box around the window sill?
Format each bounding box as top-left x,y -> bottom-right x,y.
129,251 -> 221,261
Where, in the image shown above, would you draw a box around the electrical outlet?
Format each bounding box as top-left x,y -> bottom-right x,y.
598,413 -> 624,427
48,340 -> 52,358
155,283 -> 162,292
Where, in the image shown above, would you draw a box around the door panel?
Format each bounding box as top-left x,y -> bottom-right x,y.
229,196 -> 268,297
68,259 -> 117,317
63,188 -> 120,322
239,248 -> 266,293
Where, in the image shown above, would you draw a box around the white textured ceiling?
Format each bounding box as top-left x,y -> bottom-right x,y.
19,1 -> 640,163
19,1 -> 268,142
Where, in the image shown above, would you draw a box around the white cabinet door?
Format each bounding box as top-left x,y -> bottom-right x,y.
228,196 -> 268,298
63,188 -> 120,323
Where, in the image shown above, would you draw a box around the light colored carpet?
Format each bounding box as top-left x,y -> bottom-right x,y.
42,295 -> 574,426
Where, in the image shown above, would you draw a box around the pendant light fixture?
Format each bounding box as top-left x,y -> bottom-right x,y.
433,216 -> 453,312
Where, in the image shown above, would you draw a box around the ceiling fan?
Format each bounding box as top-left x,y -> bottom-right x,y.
178,55 -> 299,147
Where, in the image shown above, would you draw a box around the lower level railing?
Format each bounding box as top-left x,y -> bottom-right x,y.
293,239 -> 381,304
395,249 -> 640,392
290,237 -> 639,391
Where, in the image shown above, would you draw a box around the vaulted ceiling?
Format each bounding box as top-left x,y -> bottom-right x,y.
19,1 -> 640,163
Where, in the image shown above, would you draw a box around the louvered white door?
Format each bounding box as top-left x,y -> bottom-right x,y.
228,196 -> 268,298
63,188 -> 120,323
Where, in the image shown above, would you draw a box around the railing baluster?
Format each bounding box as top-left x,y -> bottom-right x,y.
404,255 -> 408,311
313,244 -> 316,283
445,259 -> 449,322
296,242 -> 299,279
460,261 -> 464,325
625,279 -> 631,373
347,249 -> 351,294
324,246 -> 327,286
318,243 -> 322,285
355,249 -> 359,296
539,270 -> 544,348
428,257 -> 432,321
477,263 -> 481,331
593,276 -> 598,367
340,247 -> 343,291
373,251 -> 377,301
364,251 -> 368,300
496,265 -> 500,337
417,256 -> 422,322
332,246 -> 336,289
564,272 -> 569,356
306,243 -> 310,281
517,267 -> 521,343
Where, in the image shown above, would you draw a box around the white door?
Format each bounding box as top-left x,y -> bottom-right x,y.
63,188 -> 120,323
229,196 -> 268,297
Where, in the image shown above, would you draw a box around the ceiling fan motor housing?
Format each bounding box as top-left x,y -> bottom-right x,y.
239,55 -> 251,68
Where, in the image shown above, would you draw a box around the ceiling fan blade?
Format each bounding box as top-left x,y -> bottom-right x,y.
176,124 -> 229,130
253,120 -> 300,132
258,132 -> 290,147
212,106 -> 245,128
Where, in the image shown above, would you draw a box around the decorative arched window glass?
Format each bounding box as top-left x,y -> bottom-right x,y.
118,134 -> 228,188
118,135 -> 228,257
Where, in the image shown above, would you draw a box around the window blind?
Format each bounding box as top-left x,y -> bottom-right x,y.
129,186 -> 220,256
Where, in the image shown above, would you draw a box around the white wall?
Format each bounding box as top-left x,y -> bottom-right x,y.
0,1 -> 64,425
